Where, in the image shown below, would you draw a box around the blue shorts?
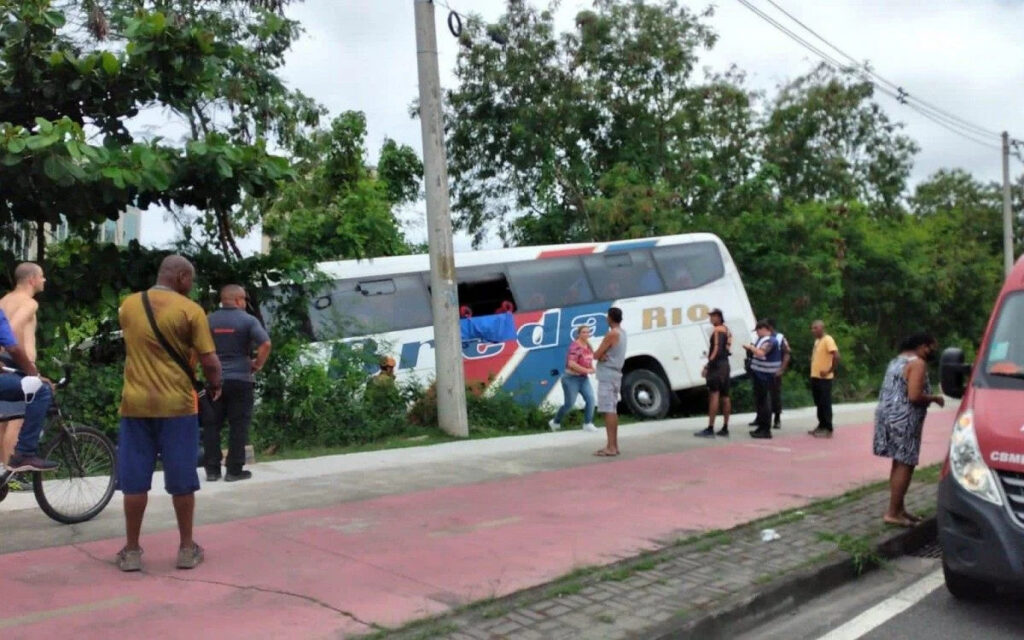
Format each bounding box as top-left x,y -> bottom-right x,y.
118,415 -> 201,496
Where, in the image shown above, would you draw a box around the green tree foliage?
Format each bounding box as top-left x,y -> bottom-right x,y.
447,0 -> 764,245
445,1 -> 916,245
0,0 -> 295,259
262,112 -> 423,261
760,64 -> 918,214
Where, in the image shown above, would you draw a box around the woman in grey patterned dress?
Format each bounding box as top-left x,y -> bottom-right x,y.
873,333 -> 945,527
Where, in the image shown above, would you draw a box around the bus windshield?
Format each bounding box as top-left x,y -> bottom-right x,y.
981,291 -> 1024,388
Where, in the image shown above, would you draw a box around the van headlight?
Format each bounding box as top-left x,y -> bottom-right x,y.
949,410 -> 1003,506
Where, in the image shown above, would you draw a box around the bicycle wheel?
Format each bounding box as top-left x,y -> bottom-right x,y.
34,424 -> 117,524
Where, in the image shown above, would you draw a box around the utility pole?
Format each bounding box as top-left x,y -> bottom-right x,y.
414,0 -> 469,437
1002,131 -> 1015,276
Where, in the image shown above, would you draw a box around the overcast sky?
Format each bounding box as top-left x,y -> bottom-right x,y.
144,0 -> 1024,252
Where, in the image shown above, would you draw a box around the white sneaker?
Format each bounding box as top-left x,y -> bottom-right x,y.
548,419 -> 561,432
582,423 -> 599,433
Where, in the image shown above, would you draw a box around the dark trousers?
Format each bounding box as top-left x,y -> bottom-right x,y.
753,373 -> 774,431
811,378 -> 834,431
201,380 -> 254,475
769,375 -> 782,421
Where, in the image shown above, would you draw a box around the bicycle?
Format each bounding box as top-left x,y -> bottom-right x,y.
0,365 -> 117,524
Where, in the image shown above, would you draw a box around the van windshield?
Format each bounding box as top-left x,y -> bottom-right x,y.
980,291 -> 1024,389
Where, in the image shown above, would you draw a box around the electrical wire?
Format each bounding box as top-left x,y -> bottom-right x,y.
735,0 -> 1006,150
760,0 -> 1002,139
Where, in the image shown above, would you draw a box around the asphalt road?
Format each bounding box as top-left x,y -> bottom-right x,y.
739,554 -> 1024,640
860,586 -> 1024,640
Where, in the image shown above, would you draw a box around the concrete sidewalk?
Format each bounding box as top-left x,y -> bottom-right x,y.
0,403 -> 955,638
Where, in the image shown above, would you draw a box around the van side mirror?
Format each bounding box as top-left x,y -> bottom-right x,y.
940,348 -> 971,399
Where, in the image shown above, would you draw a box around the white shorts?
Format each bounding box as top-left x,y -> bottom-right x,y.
597,378 -> 621,414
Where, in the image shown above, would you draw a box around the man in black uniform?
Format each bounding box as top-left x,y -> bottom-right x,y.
695,308 -> 732,438
202,285 -> 271,482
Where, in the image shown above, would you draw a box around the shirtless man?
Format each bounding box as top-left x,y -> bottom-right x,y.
0,263 -> 45,465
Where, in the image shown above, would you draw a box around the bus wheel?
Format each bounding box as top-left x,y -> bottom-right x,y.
622,369 -> 671,419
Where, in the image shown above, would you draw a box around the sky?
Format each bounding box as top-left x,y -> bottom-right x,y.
144,0 -> 1024,252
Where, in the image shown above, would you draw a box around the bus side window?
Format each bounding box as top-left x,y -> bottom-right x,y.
456,268 -> 516,317
309,275 -> 432,340
583,250 -> 665,300
507,257 -> 594,311
652,242 -> 725,291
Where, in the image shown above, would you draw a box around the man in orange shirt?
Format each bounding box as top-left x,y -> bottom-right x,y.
116,255 -> 222,572
809,320 -> 840,438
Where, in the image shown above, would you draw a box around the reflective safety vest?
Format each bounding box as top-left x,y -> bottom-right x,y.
750,334 -> 782,376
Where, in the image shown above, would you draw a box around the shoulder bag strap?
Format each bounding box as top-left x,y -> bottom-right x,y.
141,290 -> 205,395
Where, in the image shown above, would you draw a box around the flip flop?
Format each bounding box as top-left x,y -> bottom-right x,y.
883,516 -> 915,528
593,450 -> 620,457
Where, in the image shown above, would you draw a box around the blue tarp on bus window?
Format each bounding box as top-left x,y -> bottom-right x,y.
460,312 -> 517,344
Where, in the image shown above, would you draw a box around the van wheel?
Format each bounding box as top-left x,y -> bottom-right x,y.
622,369 -> 671,419
942,559 -> 995,600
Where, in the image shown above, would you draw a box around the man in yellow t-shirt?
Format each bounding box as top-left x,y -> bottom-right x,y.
809,320 -> 840,439
116,255 -> 222,572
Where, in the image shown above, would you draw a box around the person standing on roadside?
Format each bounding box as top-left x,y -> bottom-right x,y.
744,321 -> 780,439
695,309 -> 732,438
767,319 -> 790,430
873,333 -> 943,527
0,263 -> 46,467
202,285 -> 271,483
809,320 -> 840,438
751,318 -> 790,430
116,255 -> 222,572
593,307 -> 626,456
549,324 -> 598,433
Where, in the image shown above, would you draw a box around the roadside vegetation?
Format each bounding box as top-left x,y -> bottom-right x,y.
2,1 -> 1017,455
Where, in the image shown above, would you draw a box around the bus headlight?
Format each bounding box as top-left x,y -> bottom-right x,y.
949,410 -> 1003,506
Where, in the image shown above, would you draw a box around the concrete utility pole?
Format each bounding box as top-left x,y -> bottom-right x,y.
1002,132 -> 1015,276
414,0 -> 469,437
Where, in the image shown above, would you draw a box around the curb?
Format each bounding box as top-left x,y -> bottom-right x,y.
647,518 -> 938,640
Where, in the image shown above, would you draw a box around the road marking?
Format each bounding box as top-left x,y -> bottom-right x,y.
816,568 -> 945,640
0,595 -> 138,629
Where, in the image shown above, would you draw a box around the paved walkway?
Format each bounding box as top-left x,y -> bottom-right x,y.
384,480 -> 941,640
0,403 -> 954,638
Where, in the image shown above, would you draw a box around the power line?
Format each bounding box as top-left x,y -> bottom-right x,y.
735,0 -> 1005,150
760,0 -> 1002,139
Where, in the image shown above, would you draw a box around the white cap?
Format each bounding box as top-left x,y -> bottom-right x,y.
21,376 -> 43,399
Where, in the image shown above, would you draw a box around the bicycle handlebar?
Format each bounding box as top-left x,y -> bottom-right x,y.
1,364 -> 71,389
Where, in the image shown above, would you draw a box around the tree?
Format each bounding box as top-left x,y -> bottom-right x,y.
262,112 -> 423,261
445,0 -> 760,246
0,0 -> 293,260
79,0 -> 323,258
759,65 -> 918,215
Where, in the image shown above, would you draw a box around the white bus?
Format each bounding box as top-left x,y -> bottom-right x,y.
273,233 -> 756,418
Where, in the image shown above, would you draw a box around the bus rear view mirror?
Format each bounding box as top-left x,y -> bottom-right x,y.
940,347 -> 971,399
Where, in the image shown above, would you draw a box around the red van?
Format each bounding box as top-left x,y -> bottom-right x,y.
938,257 -> 1024,598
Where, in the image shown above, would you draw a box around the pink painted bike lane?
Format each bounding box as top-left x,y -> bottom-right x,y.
0,413 -> 953,639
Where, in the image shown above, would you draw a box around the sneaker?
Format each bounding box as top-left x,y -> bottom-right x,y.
694,427 -> 715,438
812,429 -> 834,439
548,419 -> 561,432
224,470 -> 252,482
116,547 -> 143,572
8,453 -> 58,472
206,470 -> 222,482
808,425 -> 821,435
176,543 -> 204,570
773,420 -> 781,430
750,430 -> 773,439
582,423 -> 599,433
716,427 -> 730,437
